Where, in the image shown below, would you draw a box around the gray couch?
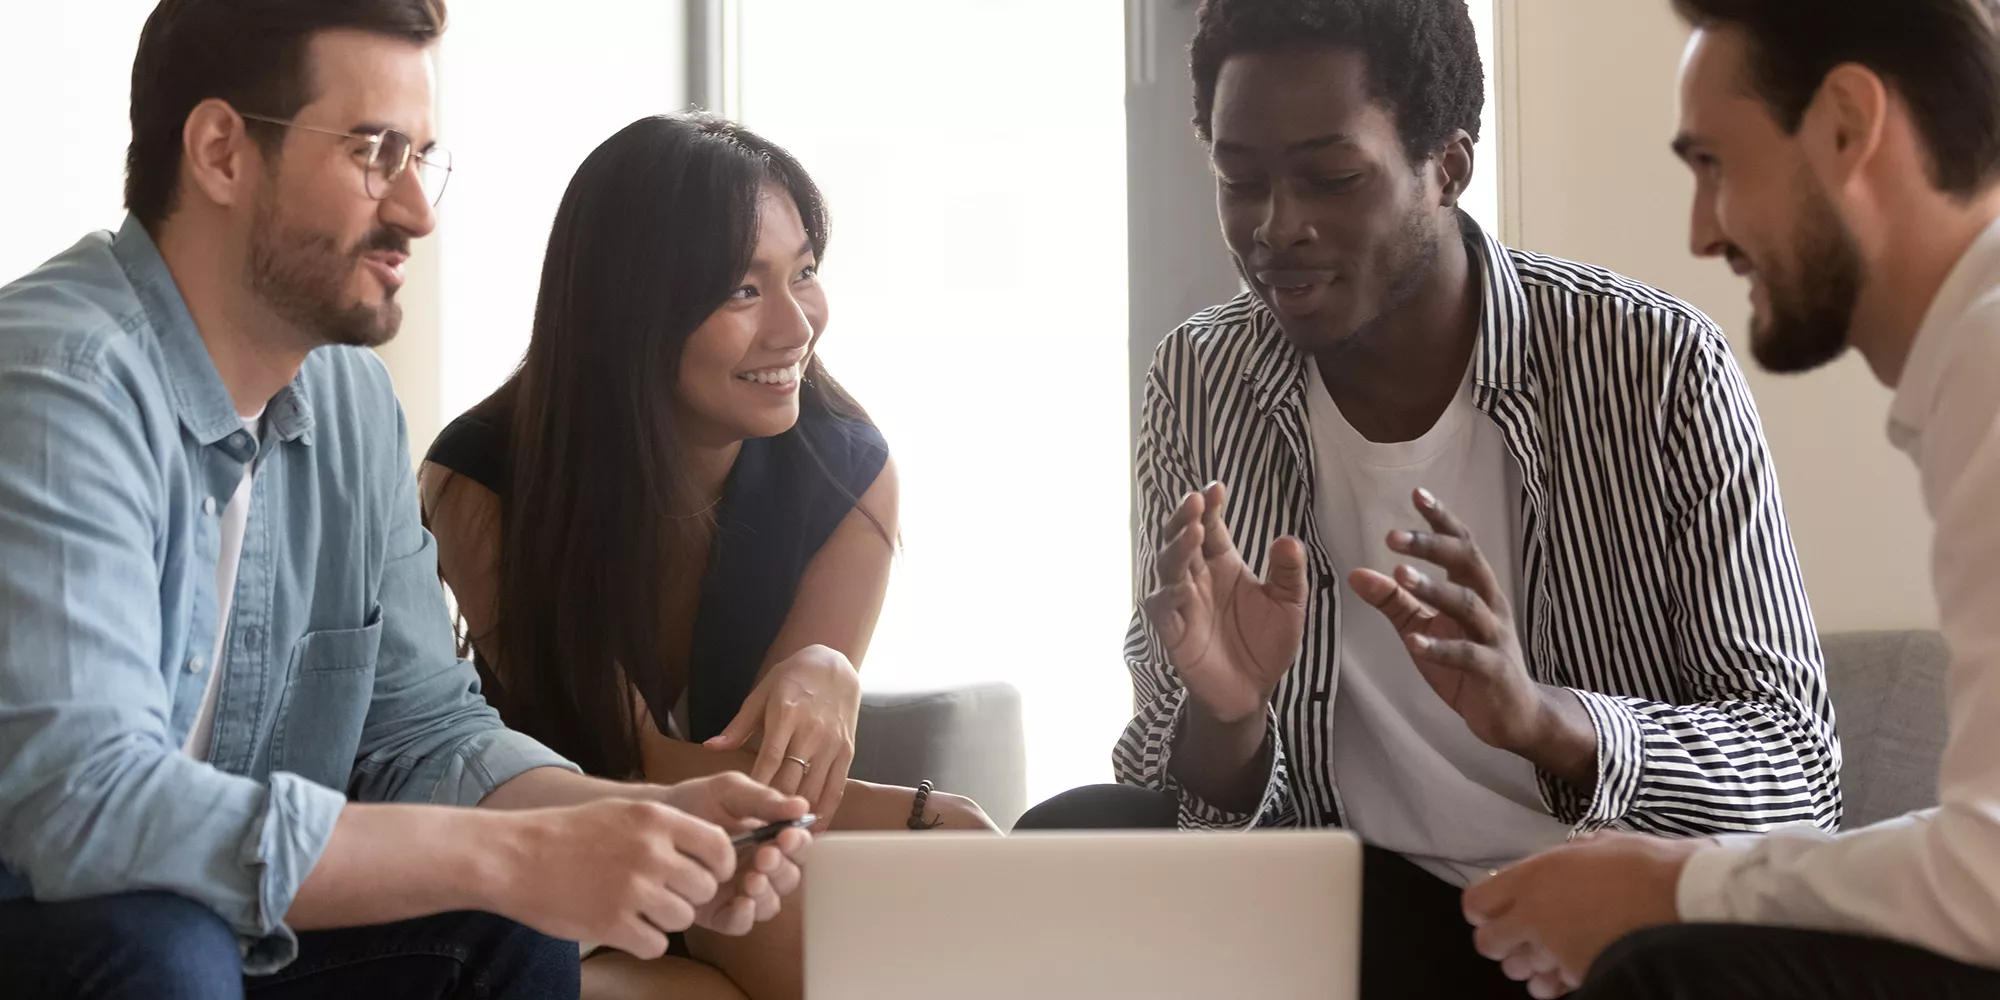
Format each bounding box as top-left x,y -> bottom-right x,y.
1823,630 -> 1951,827
849,683 -> 1029,830
843,631 -> 1949,835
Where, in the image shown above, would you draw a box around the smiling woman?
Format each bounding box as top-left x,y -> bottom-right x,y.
419,113 -> 999,1000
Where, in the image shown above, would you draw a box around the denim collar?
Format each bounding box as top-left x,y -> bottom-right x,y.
109,214 -> 316,448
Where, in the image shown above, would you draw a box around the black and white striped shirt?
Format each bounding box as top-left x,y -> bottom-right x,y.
1113,220 -> 1841,837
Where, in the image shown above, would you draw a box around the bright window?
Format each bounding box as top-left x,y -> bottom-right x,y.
1465,0 -> 1503,235
0,2 -> 155,280
434,1 -> 685,421
735,0 -> 1134,802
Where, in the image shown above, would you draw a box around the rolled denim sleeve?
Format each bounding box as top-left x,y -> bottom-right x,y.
0,358 -> 345,972
345,373 -> 575,806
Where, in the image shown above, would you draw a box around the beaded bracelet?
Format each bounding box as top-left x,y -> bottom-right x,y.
907,779 -> 944,830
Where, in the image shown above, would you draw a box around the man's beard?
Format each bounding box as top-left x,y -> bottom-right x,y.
1322,197 -> 1444,357
1749,173 -> 1863,374
246,190 -> 406,349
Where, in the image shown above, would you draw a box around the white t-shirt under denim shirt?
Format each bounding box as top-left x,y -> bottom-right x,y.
1306,362 -> 1571,887
182,411 -> 262,761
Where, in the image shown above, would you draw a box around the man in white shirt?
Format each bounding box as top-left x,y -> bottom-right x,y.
1462,2 -> 2000,997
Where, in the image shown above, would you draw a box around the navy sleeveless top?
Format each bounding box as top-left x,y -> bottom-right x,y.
424,404 -> 889,744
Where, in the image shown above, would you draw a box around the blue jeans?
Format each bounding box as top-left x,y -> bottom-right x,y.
0,892 -> 580,1000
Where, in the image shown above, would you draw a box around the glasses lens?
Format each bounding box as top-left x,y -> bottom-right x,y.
416,146 -> 453,207
364,131 -> 411,201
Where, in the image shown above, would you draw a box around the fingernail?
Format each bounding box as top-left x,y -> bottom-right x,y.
1388,530 -> 1412,548
1416,488 -> 1437,508
1409,633 -> 1433,651
1396,564 -> 1426,587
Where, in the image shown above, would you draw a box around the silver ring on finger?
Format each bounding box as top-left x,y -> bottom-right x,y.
784,755 -> 812,775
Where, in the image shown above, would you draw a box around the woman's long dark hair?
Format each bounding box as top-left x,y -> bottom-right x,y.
473,114 -> 869,779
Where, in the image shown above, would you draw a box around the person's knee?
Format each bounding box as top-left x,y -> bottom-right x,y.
460,911 -> 580,1000
41,893 -> 243,1000
1577,924 -> 1725,1000
1012,784 -> 1176,831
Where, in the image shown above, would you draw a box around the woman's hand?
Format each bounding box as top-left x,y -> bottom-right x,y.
704,644 -> 861,823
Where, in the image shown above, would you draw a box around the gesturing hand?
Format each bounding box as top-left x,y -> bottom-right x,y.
1348,488 -> 1595,787
705,644 -> 860,824
1144,482 -> 1310,726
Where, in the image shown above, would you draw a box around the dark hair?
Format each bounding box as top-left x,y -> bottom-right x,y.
1673,0 -> 2000,198
125,0 -> 447,226
1189,0 -> 1484,161
475,114 -> 871,779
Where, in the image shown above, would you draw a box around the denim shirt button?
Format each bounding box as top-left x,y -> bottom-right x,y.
201,496 -> 218,516
186,655 -> 206,675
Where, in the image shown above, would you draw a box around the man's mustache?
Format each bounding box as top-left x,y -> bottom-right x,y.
353,229 -> 410,258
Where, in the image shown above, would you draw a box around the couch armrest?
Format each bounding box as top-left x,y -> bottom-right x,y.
852,683 -> 1027,829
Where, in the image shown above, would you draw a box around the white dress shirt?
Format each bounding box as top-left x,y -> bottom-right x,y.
1677,215 -> 2000,967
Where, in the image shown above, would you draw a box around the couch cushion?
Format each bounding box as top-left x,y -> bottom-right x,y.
1820,630 -> 1949,828
852,683 -> 1028,829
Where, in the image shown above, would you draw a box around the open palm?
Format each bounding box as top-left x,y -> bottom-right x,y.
1353,570 -> 1474,712
1144,483 -> 1310,725
1347,489 -> 1543,754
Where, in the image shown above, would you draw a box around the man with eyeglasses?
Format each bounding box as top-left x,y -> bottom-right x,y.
0,3 -> 812,998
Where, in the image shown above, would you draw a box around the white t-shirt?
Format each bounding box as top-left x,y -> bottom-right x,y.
183,412 -> 261,760
1306,362 -> 1570,887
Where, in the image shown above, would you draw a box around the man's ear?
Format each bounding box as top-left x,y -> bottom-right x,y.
1802,63 -> 1890,192
1435,129 -> 1476,210
178,98 -> 266,211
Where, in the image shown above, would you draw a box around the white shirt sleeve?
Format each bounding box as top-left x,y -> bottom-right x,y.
1676,304 -> 2000,967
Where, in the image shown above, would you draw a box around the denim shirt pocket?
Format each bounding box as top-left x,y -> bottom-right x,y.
270,604 -> 384,793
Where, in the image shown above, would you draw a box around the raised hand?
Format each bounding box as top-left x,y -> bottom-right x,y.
1144,482 -> 1310,726
1349,488 -> 1595,787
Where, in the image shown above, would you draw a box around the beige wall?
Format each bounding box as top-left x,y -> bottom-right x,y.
1493,0 -> 1935,631
371,242 -> 444,469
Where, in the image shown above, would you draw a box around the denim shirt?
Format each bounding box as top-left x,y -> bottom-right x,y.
0,217 -> 576,972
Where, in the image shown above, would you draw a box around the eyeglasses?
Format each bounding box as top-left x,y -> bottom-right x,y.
239,112 -> 454,208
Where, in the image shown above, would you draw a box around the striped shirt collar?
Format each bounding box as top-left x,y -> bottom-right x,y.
1239,213 -> 1536,414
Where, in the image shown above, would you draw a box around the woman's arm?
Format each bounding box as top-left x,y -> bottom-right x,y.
699,457 -> 900,815
417,462 -> 503,661
757,454 -> 899,673
426,455 -> 926,822
421,463 -> 774,785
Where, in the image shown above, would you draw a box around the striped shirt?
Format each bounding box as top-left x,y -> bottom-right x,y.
1113,219 -> 1842,839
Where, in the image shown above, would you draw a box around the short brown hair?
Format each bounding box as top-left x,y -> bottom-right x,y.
124,0 -> 448,226
1673,0 -> 2000,198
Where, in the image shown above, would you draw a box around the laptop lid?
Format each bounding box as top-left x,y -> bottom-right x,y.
804,830 -> 1361,1000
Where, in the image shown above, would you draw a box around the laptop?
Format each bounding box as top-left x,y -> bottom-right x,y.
804,830 -> 1361,1000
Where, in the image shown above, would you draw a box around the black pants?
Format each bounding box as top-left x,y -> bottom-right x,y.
1579,923 -> 2000,999
1015,785 -> 1530,1000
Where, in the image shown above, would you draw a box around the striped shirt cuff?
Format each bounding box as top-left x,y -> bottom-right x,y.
1154,694 -> 1291,830
1548,689 -> 1648,831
